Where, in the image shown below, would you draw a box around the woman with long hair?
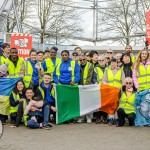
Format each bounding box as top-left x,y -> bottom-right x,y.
9,80 -> 26,124
132,49 -> 150,92
23,49 -> 44,90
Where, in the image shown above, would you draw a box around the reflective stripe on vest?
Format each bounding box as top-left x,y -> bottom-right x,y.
23,100 -> 29,126
0,56 -> 6,65
118,92 -> 135,114
45,58 -> 61,75
56,60 -> 76,82
106,69 -> 122,88
23,61 -> 33,88
10,92 -> 20,114
6,58 -> 24,78
94,67 -> 104,84
38,86 -> 55,99
83,62 -> 91,84
137,64 -> 150,91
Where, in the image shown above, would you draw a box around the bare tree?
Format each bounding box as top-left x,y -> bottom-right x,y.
98,0 -> 150,45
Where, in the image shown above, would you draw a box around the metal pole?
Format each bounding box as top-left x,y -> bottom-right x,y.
12,0 -> 23,33
93,0 -> 96,45
95,0 -> 98,45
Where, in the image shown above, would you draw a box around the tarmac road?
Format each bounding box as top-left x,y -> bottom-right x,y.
0,123 -> 149,150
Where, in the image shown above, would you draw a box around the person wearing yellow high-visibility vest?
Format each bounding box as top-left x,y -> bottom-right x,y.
0,43 -> 10,65
77,55 -> 94,123
92,55 -> 108,85
78,55 -> 93,85
53,50 -> 80,86
132,49 -> 150,92
9,80 -> 26,124
103,58 -> 125,125
124,45 -> 136,63
120,52 -> 133,78
23,50 -> 44,90
12,88 -> 51,129
42,47 -> 61,81
117,77 -> 136,127
92,55 -> 108,124
35,73 -> 56,124
5,48 -> 24,78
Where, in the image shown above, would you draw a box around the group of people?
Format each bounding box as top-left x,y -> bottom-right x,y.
0,42 -> 150,129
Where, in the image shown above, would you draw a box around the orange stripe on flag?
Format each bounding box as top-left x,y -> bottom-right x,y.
100,84 -> 120,115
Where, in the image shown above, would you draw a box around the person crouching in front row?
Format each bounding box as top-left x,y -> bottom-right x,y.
117,77 -> 136,127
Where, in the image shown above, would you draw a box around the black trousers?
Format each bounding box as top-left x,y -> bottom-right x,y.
117,108 -> 135,126
94,111 -> 107,119
10,112 -> 17,124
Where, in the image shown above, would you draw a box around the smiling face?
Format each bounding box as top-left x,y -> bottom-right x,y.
25,89 -> 34,100
30,52 -> 37,62
37,53 -> 44,62
122,55 -> 131,64
17,81 -> 24,92
140,50 -> 149,61
61,52 -> 69,62
50,49 -> 57,59
10,48 -> 18,61
111,61 -> 117,68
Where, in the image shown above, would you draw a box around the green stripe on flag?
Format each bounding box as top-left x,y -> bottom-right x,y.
56,84 -> 80,124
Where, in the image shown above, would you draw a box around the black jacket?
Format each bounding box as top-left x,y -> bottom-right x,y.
122,62 -> 132,78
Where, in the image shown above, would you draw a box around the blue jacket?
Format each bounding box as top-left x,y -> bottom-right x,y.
27,58 -> 39,86
53,58 -> 80,84
134,89 -> 150,126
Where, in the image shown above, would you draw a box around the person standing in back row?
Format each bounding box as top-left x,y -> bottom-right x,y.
42,47 -> 61,81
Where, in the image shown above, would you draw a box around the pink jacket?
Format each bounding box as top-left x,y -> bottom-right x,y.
132,61 -> 150,89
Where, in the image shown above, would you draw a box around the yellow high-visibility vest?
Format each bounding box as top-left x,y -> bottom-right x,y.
106,69 -> 122,88
0,55 -> 7,65
23,100 -> 29,126
56,60 -> 76,82
83,62 -> 92,85
137,64 -> 150,91
118,92 -> 135,114
94,67 -> 104,84
6,58 -> 24,78
10,92 -> 20,114
38,86 -> 55,99
45,58 -> 61,79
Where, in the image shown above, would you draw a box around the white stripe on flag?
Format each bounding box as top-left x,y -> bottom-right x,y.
78,84 -> 101,116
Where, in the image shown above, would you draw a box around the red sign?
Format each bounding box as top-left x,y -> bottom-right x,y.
10,33 -> 32,60
146,10 -> 150,44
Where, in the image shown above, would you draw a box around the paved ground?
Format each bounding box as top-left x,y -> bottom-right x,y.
0,123 -> 149,150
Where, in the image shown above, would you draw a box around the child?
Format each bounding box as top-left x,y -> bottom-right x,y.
117,77 -> 136,127
24,97 -> 45,116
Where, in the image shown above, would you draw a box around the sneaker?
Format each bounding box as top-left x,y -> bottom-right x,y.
108,119 -> 114,126
95,118 -> 101,124
102,118 -> 107,124
87,119 -> 92,123
1,119 -> 6,125
77,118 -> 86,123
42,125 -> 51,130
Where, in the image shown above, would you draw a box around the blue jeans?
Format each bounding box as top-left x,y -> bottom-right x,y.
43,104 -> 50,126
27,120 -> 40,128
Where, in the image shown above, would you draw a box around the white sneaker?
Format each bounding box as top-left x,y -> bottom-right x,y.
87,119 -> 92,123
77,118 -> 85,123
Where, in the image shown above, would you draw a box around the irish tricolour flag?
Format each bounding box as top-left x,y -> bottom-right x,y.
55,84 -> 120,124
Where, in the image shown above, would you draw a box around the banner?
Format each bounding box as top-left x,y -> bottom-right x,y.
146,10 -> 150,44
55,84 -> 120,124
135,89 -> 150,126
10,33 -> 32,60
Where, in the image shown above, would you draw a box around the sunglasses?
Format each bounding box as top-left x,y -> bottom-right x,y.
99,60 -> 104,61
107,52 -> 113,54
80,59 -> 86,61
125,82 -> 132,85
